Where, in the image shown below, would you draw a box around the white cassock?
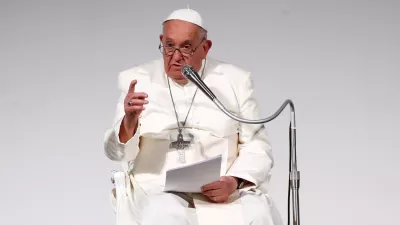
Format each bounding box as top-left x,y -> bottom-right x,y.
104,56 -> 284,225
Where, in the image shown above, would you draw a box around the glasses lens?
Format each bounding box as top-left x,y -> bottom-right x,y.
180,48 -> 192,55
159,45 -> 192,57
159,46 -> 173,55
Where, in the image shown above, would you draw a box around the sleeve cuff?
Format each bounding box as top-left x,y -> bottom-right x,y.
225,149 -> 273,190
113,116 -> 140,145
226,172 -> 257,190
104,116 -> 141,161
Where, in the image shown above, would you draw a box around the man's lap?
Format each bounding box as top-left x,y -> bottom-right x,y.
138,192 -> 198,225
239,189 -> 284,225
133,189 -> 282,225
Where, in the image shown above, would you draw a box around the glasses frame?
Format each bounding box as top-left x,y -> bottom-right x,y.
158,38 -> 205,57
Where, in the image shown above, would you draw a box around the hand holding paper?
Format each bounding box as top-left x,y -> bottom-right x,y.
164,155 -> 222,193
201,176 -> 238,203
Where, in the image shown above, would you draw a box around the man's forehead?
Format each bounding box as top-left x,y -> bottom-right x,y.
163,20 -> 199,32
164,36 -> 197,45
163,21 -> 200,42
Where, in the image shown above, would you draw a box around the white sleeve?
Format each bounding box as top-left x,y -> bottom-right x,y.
103,91 -> 141,162
226,72 -> 274,189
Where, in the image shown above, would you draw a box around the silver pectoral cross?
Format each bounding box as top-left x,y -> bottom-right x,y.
170,132 -> 191,163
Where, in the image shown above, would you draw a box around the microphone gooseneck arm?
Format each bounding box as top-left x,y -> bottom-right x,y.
213,98 -> 295,124
181,65 -> 301,225
215,97 -> 300,225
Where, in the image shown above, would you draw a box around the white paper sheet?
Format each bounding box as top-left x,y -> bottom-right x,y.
164,154 -> 222,193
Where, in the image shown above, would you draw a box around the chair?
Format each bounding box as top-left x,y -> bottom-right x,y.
109,170 -> 199,225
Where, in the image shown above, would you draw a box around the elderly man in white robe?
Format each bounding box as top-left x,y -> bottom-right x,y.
104,8 -> 283,225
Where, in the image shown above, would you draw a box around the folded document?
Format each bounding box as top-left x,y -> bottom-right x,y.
164,154 -> 222,193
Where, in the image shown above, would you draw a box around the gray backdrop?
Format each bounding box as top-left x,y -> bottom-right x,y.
1,0 -> 399,225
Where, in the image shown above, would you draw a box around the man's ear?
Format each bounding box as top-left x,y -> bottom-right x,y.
159,34 -> 163,43
203,40 -> 212,55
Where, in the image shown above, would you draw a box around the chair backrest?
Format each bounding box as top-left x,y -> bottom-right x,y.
110,170 -> 139,225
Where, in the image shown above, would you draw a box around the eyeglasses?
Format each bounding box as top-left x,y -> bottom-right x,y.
158,39 -> 205,57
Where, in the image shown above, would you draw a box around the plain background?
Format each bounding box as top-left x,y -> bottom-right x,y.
1,0 -> 399,224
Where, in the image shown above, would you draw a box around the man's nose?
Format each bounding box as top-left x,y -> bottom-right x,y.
171,49 -> 184,63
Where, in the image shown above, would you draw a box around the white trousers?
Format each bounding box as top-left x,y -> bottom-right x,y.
137,190 -> 283,225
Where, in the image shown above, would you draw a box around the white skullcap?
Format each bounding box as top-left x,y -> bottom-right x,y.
163,8 -> 206,31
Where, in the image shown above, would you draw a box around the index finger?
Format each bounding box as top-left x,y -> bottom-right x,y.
201,180 -> 222,192
128,80 -> 137,93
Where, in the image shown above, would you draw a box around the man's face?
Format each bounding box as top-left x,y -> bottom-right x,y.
159,20 -> 211,84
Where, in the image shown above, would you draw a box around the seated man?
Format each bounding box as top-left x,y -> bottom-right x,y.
104,8 -> 283,225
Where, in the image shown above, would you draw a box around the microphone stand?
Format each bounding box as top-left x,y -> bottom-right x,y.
181,65 -> 300,225
213,98 -> 300,225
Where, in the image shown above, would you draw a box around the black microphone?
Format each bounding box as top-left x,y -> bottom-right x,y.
181,65 -> 217,101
